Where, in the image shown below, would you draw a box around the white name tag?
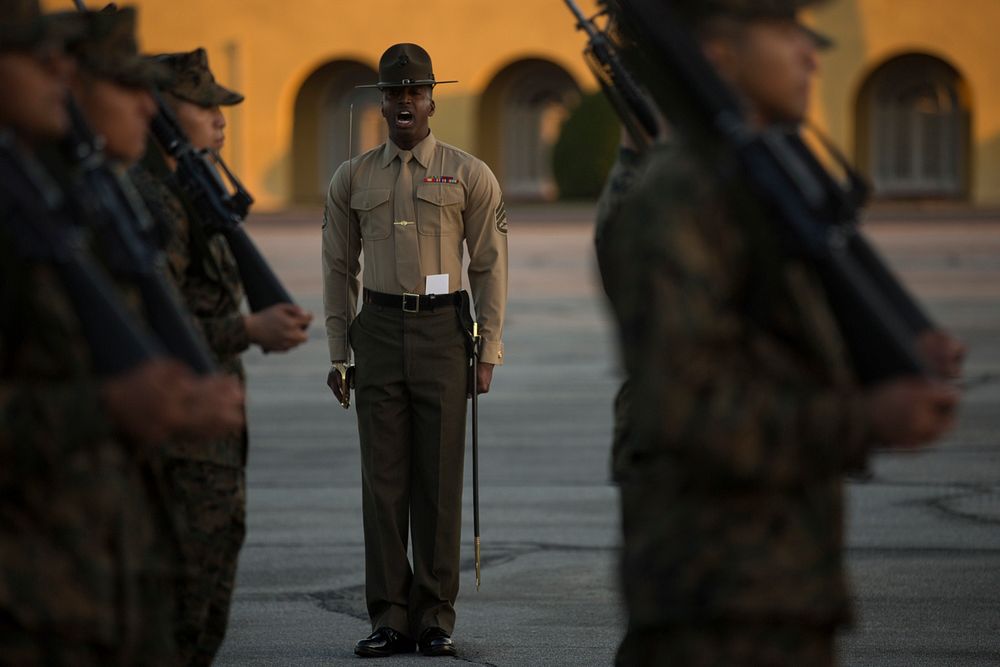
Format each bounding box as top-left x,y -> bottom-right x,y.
425,274 -> 449,295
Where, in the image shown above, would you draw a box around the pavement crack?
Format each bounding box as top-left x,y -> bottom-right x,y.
454,658 -> 498,667
238,541 -> 618,622
308,585 -> 368,621
926,485 -> 1000,525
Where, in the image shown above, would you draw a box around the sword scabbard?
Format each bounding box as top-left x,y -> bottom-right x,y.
475,536 -> 481,590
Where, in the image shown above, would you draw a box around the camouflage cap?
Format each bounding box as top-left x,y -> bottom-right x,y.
0,0 -> 85,51
684,0 -> 829,20
153,48 -> 244,107
672,0 -> 834,49
71,6 -> 171,88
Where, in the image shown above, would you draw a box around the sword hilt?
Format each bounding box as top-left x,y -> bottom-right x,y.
340,370 -> 351,410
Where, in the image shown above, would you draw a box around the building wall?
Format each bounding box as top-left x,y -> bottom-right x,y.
813,0 -> 1000,203
44,0 -> 1000,209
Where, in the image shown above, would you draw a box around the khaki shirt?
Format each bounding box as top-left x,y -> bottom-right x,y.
322,132 -> 508,365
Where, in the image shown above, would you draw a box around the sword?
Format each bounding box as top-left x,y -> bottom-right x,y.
471,321 -> 482,590
338,104 -> 356,409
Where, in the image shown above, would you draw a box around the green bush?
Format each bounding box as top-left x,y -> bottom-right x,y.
552,92 -> 620,200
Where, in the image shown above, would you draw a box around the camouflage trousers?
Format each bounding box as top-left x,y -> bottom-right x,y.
0,589 -> 175,667
609,378 -> 633,482
0,616 -> 117,667
163,459 -> 246,667
615,622 -> 835,667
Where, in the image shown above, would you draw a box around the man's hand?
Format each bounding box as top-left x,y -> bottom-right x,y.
327,363 -> 351,408
476,362 -> 495,395
245,303 -> 313,353
916,329 -> 966,380
867,377 -> 960,448
101,359 -> 197,444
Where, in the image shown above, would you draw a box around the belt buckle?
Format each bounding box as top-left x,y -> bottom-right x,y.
402,292 -> 420,313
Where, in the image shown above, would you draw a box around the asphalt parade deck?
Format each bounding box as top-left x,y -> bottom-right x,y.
216,208 -> 1000,666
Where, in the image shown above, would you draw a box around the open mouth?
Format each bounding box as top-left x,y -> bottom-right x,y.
395,110 -> 415,129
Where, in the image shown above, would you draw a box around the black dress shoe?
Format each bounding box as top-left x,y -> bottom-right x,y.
419,627 -> 457,657
354,627 -> 416,658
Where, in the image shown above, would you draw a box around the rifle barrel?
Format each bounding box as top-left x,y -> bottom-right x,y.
563,0 -> 659,144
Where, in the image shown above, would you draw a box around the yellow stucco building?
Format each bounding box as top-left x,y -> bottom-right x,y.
43,0 -> 1000,210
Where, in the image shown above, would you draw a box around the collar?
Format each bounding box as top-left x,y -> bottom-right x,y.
381,131 -> 437,169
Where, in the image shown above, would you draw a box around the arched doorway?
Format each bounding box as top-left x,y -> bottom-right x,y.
478,59 -> 581,201
856,53 -> 972,199
292,60 -> 386,204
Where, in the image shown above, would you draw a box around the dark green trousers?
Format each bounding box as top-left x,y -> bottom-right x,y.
351,303 -> 469,639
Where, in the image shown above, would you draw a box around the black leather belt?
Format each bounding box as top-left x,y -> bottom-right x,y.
363,288 -> 461,313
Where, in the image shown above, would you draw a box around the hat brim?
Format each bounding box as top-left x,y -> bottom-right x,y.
356,79 -> 459,89
173,82 -> 245,107
800,23 -> 835,50
714,0 -> 832,21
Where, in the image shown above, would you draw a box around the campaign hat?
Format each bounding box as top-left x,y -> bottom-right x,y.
357,43 -> 457,89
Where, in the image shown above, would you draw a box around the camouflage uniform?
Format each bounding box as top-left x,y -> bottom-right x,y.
0,6 -> 180,665
129,50 -> 249,665
606,137 -> 873,666
594,146 -> 642,483
0,141 -> 176,665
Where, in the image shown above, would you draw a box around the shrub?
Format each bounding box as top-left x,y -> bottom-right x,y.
552,92 -> 620,200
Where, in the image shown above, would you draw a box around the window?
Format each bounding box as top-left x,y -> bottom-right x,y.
293,61 -> 385,204
858,54 -> 970,199
479,60 -> 581,201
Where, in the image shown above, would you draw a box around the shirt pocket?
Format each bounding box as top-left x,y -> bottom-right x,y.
416,183 -> 464,236
350,188 -> 393,241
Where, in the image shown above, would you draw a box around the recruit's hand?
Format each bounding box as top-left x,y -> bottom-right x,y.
101,359 -> 198,444
177,374 -> 245,440
867,378 -> 960,448
916,329 -> 966,380
476,362 -> 495,395
245,303 -> 312,352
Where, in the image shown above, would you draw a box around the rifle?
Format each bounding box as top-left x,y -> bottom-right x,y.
148,94 -> 295,312
0,132 -> 163,377
71,0 -> 294,313
604,0 -> 934,384
563,0 -> 659,152
59,99 -> 216,375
